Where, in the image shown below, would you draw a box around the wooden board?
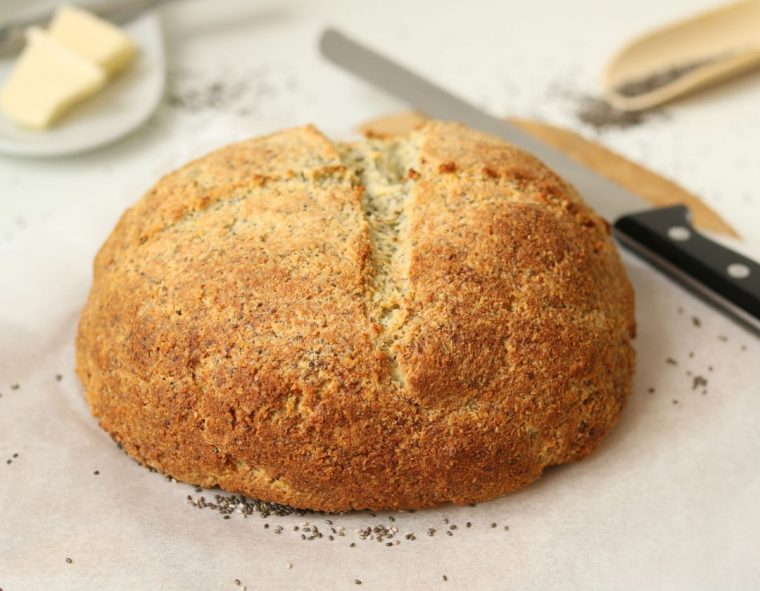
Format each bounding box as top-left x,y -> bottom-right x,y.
358,112 -> 738,238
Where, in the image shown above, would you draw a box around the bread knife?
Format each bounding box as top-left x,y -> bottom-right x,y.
319,28 -> 760,336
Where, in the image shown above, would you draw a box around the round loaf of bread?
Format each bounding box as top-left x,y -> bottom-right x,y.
76,121 -> 635,511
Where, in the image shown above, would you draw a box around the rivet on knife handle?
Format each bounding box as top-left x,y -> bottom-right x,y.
614,205 -> 760,335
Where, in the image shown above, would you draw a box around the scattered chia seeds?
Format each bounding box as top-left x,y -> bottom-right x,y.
65,557 -> 72,564
672,400 -> 679,405
576,96 -> 663,131
443,575 -> 448,582
10,383 -> 19,390
692,316 -> 701,328
614,54 -> 733,98
354,579 -> 362,585
692,376 -> 708,391
93,470 -> 100,475
666,358 -> 678,366
183,488 -> 503,548
55,374 -> 63,381
187,493 -> 313,519
648,387 -> 656,394
162,64 -> 300,122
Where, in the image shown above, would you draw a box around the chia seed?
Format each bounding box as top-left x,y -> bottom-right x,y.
576,96 -> 662,132
614,54 -> 733,98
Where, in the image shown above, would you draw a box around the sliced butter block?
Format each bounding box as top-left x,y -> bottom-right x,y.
0,28 -> 107,130
49,5 -> 137,78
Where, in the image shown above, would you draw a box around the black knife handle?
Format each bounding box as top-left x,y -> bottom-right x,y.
613,205 -> 760,336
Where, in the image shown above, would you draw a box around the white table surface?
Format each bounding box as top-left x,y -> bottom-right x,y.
1,1 -> 759,590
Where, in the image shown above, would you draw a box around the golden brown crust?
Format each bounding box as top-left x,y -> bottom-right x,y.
76,121 -> 635,512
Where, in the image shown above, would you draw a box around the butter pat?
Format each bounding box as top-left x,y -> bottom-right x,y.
49,5 -> 136,77
0,28 -> 106,130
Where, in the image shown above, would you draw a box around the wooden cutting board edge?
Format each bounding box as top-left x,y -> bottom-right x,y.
358,112 -> 739,238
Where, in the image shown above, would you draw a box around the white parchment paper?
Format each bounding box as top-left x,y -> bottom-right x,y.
1,131 -> 759,591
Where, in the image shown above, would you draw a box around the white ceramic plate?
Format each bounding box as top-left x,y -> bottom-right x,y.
0,10 -> 165,157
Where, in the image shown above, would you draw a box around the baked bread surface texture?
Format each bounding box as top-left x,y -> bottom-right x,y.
76,121 -> 636,511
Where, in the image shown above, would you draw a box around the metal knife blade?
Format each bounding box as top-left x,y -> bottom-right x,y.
319,28 -> 760,334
